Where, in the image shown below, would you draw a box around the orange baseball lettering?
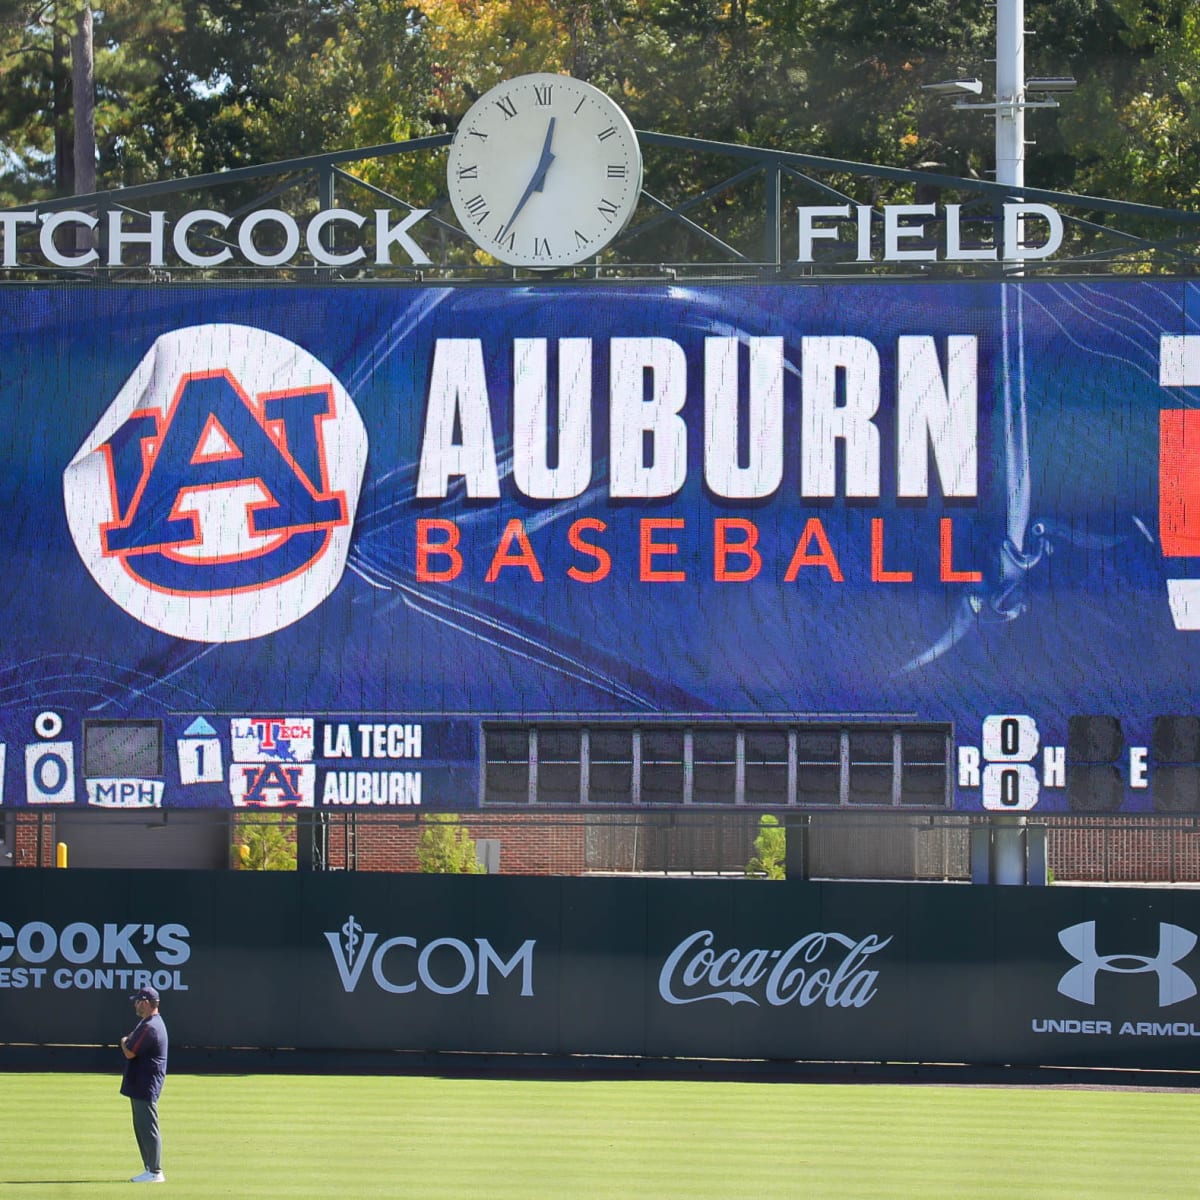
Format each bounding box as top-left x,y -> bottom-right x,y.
415,518 -> 462,582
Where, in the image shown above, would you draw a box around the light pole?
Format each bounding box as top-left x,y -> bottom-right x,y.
996,0 -> 1025,194
923,0 -> 1075,204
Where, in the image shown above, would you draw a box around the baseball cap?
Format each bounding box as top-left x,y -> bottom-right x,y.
129,986 -> 160,1004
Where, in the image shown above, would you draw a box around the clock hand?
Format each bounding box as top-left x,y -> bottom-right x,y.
500,117 -> 557,238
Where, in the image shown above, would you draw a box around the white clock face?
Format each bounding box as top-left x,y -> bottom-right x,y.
447,74 -> 643,268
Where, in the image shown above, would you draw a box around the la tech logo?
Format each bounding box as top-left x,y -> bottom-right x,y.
64,325 -> 367,642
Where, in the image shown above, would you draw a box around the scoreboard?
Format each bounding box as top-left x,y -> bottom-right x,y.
1,279 -> 1198,814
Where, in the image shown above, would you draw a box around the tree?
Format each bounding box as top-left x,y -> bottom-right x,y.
70,3 -> 93,196
226,0 -> 437,204
0,0 -> 437,202
417,813 -> 486,874
2,0 -> 1198,214
232,812 -> 297,871
0,0 -> 71,200
0,0 -> 192,201
745,814 -> 786,880
1059,0 -> 1200,211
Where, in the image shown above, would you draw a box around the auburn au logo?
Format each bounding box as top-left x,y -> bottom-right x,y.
64,325 -> 367,641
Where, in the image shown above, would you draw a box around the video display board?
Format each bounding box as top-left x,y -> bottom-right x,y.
0,280 -> 1197,814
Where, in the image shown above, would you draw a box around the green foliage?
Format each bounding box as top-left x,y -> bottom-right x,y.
1060,0 -> 1200,211
1,0 -> 1198,213
0,0 -> 192,200
417,813 -> 486,874
0,0 -> 434,201
232,812 -> 297,871
745,813 -> 786,880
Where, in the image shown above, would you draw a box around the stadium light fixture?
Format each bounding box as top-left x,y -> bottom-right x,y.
920,1 -> 1074,187
1026,77 -> 1077,94
921,79 -> 984,98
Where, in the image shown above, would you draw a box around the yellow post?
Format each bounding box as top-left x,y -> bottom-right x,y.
56,841 -> 68,869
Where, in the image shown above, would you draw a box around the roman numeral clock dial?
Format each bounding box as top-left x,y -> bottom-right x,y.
447,74 -> 643,268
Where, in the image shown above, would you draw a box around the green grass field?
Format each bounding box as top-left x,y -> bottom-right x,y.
1,1072 -> 1197,1198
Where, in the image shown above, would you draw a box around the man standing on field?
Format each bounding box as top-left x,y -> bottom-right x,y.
120,986 -> 168,1184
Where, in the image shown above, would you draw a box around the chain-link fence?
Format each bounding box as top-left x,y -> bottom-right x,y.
9,806 -> 1200,883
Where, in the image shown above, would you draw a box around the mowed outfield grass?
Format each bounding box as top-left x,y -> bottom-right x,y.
1,1071 -> 1197,1198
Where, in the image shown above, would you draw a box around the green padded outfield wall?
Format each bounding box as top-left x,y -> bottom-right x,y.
2,871 -> 1199,1070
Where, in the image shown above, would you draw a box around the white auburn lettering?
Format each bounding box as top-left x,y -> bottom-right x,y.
417,338 -> 500,498
897,335 -> 977,498
415,335 -> 978,501
705,336 -> 784,498
609,336 -> 689,498
658,928 -> 892,1008
513,338 -> 593,499
800,335 -> 881,498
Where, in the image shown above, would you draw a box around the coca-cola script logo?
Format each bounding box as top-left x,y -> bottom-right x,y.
658,929 -> 892,1008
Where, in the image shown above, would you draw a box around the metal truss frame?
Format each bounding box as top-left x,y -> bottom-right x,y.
3,129 -> 1199,281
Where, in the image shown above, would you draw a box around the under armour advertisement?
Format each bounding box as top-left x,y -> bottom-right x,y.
1,281 -> 1199,814
4,871 -> 1200,1070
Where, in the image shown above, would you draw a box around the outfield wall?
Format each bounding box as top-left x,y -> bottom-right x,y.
3,870 -> 1200,1071
7,873 -> 1200,1070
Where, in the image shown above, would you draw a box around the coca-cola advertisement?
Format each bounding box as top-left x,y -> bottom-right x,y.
658,930 -> 891,1010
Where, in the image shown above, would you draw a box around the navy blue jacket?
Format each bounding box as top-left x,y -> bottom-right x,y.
120,1013 -> 168,1101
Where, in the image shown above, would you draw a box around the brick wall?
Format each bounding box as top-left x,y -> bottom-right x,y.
11,812 -> 56,868
328,812 -> 1200,882
1046,817 -> 1200,883
324,811 -> 588,875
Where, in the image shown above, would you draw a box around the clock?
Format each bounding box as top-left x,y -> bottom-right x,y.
446,73 -> 643,268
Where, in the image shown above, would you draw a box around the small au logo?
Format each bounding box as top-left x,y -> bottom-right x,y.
64,324 -> 367,642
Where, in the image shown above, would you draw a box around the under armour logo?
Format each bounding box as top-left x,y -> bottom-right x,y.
1057,921 -> 1198,1007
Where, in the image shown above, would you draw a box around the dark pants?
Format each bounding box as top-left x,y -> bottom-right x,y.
130,1097 -> 162,1174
